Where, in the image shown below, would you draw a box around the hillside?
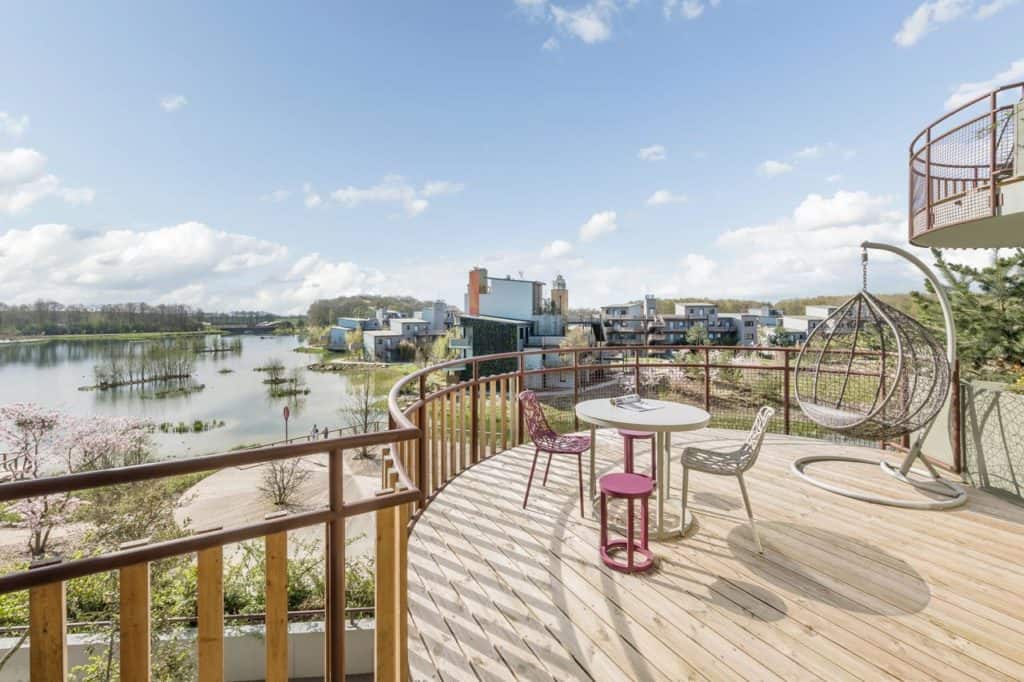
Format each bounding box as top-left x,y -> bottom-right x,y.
773,293 -> 919,315
656,298 -> 769,314
307,295 -> 433,326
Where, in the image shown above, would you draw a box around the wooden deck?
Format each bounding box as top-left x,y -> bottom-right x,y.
406,428 -> 1024,681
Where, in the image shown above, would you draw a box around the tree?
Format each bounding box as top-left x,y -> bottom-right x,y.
912,248 -> 1024,379
340,371 -> 388,458
685,323 -> 709,346
261,357 -> 286,384
560,326 -> 592,349
259,459 -> 312,508
347,327 -> 365,358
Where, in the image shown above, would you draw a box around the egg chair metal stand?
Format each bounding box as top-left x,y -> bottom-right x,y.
790,241 -> 966,510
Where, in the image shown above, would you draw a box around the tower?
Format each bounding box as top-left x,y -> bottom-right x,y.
551,274 -> 568,316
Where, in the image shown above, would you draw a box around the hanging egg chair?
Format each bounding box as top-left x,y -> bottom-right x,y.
790,242 -> 966,510
794,291 -> 951,442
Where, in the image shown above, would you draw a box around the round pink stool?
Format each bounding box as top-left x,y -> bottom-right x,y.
618,429 -> 656,480
599,473 -> 654,573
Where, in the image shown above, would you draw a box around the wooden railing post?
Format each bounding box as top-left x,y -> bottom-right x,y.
416,375 -> 427,502
325,447 -> 346,681
783,350 -> 791,435
119,558 -> 151,682
516,355 -> 525,445
265,525 -> 289,682
375,499 -> 408,681
196,547 -> 223,682
470,362 -> 480,463
28,565 -> 65,682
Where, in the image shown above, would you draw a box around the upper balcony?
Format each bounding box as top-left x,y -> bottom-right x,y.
910,82 -> 1024,248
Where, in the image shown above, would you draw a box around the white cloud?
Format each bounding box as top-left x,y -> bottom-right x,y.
680,1 -> 704,19
261,189 -> 291,202
713,190 -> 909,297
893,0 -> 970,47
542,36 -> 560,50
0,222 -> 289,305
646,189 -> 688,206
0,148 -> 94,214
944,58 -> 1024,109
303,183 -> 322,208
159,94 -> 188,112
976,0 -> 1019,19
579,210 -> 618,241
550,1 -> 617,44
825,174 -> 842,183
795,145 -> 824,159
541,239 -> 573,259
756,160 -> 793,178
0,113 -> 29,138
637,144 -> 666,161
331,175 -> 462,217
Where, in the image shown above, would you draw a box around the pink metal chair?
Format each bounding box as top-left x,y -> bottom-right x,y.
519,391 -> 591,516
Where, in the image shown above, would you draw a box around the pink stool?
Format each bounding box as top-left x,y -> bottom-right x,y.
599,473 -> 654,573
618,429 -> 656,480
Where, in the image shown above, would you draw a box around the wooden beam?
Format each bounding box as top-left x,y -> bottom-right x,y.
265,531 -> 289,682
375,504 -> 398,681
29,581 -> 66,682
197,547 -> 224,682
119,562 -> 151,682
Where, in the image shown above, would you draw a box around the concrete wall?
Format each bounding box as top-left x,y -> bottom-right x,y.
0,622 -> 374,682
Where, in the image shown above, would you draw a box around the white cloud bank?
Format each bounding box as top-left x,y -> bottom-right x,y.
0,148 -> 94,214
756,160 -> 793,178
0,113 -> 29,138
646,189 -> 688,206
541,239 -> 573,259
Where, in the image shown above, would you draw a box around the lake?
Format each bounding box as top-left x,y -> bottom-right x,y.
0,335 -> 377,459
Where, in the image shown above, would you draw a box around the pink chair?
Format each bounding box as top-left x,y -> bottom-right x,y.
618,429 -> 656,479
519,391 -> 591,517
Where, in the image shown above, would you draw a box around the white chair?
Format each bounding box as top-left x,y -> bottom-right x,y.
680,406 -> 775,554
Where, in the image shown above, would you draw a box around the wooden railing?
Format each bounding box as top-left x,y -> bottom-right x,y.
0,343 -> 965,681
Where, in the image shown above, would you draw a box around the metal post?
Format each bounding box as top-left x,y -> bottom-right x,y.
325,447 -> 345,681
517,354 -> 525,445
925,126 -> 932,229
990,92 -> 998,217
573,350 -> 580,431
951,360 -> 962,474
783,350 -> 791,435
703,347 -> 711,412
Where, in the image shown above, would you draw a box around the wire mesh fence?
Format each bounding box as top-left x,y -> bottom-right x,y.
962,382 -> 1024,498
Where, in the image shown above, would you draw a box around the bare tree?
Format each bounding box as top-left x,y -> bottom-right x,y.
259,459 -> 311,508
340,371 -> 387,459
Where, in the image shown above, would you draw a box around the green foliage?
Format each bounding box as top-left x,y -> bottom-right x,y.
773,293 -> 916,315
460,318 -> 518,378
0,301 -> 205,336
306,295 -> 431,327
912,248 -> 1024,380
657,298 -> 767,314
685,323 -> 709,346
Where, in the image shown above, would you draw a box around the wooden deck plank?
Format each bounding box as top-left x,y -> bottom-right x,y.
408,428 -> 1024,681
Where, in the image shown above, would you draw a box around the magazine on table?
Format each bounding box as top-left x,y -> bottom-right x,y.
610,394 -> 662,412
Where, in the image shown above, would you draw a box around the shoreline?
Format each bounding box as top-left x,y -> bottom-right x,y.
0,330 -> 217,345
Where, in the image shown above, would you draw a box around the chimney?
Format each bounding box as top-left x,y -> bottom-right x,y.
467,268 -> 487,316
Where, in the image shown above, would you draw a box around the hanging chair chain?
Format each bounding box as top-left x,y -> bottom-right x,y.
861,248 -> 868,291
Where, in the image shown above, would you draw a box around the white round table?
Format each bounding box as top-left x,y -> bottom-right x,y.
575,398 -> 710,540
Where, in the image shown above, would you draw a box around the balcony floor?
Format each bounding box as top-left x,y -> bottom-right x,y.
407,429 -> 1024,681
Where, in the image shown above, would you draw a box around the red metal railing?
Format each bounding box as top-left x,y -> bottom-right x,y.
909,82 -> 1023,242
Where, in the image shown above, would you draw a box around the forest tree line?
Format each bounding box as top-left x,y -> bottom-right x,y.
0,301 -> 206,336
306,294 -> 431,327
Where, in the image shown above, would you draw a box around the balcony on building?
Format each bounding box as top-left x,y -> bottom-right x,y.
910,82 -> 1024,247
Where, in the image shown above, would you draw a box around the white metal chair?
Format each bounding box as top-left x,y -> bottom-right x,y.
680,406 -> 774,553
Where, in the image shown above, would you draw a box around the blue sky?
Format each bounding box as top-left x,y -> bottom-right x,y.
1,0 -> 1021,312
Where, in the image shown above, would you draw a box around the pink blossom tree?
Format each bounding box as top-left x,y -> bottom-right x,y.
0,404 -> 152,559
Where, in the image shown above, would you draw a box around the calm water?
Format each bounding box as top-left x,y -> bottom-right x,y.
0,335 -> 364,459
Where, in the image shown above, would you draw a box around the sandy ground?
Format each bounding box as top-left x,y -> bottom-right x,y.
175,449 -> 383,562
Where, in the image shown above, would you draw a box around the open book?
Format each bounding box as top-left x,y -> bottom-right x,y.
610,394 -> 662,412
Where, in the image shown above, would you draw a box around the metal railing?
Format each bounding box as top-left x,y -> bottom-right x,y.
909,82 -> 1023,241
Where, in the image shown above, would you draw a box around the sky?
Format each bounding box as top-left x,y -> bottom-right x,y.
1,0 -> 1022,314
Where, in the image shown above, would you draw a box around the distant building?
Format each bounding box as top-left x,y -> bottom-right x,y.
327,316 -> 380,351
600,295 -> 659,346
550,274 -> 569,316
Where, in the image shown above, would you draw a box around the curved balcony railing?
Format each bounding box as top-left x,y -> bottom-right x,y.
909,82 -> 1023,242
0,344 -> 965,680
